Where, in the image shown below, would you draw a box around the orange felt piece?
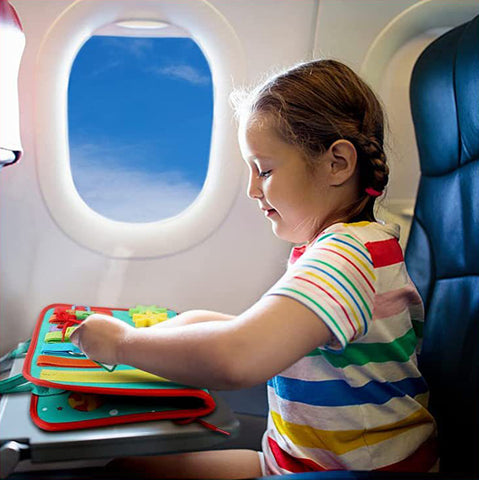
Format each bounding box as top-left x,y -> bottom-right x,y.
37,355 -> 100,369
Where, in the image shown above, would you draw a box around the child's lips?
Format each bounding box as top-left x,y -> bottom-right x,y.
262,208 -> 277,217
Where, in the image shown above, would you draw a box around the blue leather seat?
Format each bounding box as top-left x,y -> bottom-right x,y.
406,13 -> 479,476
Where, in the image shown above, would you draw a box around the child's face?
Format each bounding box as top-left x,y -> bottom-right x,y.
239,117 -> 336,244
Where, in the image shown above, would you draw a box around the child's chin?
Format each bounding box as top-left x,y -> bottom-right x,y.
272,225 -> 302,244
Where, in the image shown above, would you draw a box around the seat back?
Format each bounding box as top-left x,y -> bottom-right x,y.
406,14 -> 479,475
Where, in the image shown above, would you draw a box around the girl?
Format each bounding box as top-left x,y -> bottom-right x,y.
71,59 -> 437,478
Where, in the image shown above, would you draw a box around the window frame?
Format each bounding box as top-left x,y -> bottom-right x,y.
35,0 -> 246,258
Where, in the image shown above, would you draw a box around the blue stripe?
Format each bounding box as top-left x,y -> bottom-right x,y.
267,375 -> 428,407
301,263 -> 368,328
41,343 -> 83,355
331,237 -> 373,266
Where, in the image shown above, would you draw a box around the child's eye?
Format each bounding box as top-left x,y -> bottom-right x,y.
258,170 -> 272,178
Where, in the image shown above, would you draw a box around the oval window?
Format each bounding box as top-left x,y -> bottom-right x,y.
68,32 -> 213,223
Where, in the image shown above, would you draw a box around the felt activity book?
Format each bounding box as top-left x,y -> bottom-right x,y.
21,303 -> 218,432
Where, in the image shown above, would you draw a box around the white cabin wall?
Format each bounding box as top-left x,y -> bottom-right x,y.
314,0 -> 418,70
0,0 -> 317,354
0,0 -> 79,353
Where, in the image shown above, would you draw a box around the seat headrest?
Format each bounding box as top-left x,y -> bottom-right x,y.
410,14 -> 479,176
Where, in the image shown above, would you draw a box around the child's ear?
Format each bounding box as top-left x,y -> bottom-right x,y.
326,139 -> 358,186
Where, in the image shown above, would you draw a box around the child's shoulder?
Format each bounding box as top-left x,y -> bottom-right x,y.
317,221 -> 400,246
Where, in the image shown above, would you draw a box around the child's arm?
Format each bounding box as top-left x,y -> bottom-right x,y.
70,295 -> 332,390
152,310 -> 234,329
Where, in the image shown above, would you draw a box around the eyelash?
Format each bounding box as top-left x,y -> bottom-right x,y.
258,170 -> 272,178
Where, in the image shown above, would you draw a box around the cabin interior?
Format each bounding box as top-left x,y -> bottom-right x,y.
0,0 -> 478,478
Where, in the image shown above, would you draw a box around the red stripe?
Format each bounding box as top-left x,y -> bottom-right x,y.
268,435 -> 437,473
289,245 -> 307,265
268,437 -> 329,473
294,275 -> 357,335
365,239 -> 404,268
321,248 -> 375,293
375,436 -> 438,472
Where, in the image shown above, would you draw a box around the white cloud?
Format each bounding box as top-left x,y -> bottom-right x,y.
87,60 -> 122,78
101,37 -> 155,60
85,37 -> 211,86
70,144 -> 202,223
148,64 -> 211,86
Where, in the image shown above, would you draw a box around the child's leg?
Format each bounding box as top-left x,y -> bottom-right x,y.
107,449 -> 263,479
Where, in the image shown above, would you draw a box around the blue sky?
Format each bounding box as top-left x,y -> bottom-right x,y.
68,36 -> 213,222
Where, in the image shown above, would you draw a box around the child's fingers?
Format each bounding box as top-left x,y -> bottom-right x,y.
69,314 -> 106,348
69,324 -> 82,348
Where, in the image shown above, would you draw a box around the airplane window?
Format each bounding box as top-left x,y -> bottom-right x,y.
68,35 -> 213,223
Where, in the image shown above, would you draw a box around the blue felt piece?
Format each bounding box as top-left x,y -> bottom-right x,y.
40,343 -> 84,356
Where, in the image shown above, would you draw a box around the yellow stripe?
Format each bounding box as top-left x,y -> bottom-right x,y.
341,221 -> 370,228
40,368 -> 170,384
304,270 -> 362,332
415,392 -> 430,409
324,242 -> 374,279
271,407 -> 434,455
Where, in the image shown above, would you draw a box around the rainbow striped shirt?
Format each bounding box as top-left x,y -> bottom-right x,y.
262,221 -> 437,474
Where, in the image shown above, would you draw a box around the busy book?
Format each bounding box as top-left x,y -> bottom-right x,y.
20,303 -> 218,432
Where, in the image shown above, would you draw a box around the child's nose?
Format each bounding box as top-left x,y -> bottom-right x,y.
247,172 -> 263,199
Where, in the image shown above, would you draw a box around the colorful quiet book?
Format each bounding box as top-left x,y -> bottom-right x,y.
21,304 -> 218,432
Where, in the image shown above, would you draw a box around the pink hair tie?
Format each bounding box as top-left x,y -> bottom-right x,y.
365,187 -> 383,197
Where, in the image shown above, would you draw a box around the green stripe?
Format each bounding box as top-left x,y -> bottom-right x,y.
412,320 -> 424,339
307,258 -> 373,317
277,287 -> 347,345
306,327 -> 418,368
316,233 -> 335,244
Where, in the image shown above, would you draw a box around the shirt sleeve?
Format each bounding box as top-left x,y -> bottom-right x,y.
265,233 -> 376,351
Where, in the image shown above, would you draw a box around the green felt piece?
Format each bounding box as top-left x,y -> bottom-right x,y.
128,305 -> 168,316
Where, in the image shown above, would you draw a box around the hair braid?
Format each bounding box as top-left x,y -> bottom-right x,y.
355,135 -> 389,194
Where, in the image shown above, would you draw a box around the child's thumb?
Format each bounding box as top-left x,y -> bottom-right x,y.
69,326 -> 81,348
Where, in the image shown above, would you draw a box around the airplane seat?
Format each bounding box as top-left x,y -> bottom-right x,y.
0,0 -> 24,167
405,13 -> 479,476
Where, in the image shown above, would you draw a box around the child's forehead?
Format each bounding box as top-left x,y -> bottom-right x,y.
242,120 -> 283,155
240,114 -> 283,148
241,122 -> 308,166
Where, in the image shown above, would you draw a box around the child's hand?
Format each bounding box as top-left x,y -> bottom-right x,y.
70,314 -> 132,365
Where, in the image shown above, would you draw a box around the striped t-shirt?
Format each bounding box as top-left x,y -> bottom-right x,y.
262,221 -> 437,474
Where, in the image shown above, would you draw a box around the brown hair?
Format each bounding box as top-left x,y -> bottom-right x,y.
232,59 -> 389,223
